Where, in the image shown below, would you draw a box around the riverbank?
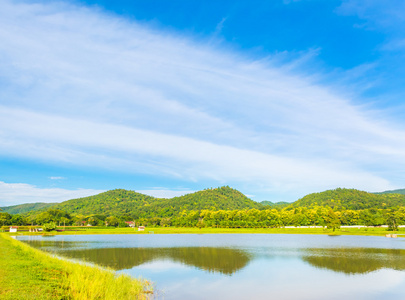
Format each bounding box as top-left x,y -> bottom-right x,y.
0,233 -> 152,300
5,226 -> 404,236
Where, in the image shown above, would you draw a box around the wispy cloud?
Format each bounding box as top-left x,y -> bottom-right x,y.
0,181 -> 104,206
0,0 -> 404,201
49,177 -> 65,180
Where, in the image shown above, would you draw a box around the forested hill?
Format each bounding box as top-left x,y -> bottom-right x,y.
143,186 -> 262,217
52,189 -> 156,216
8,187 -> 405,221
292,188 -> 405,210
42,186 -> 262,218
0,202 -> 56,215
375,189 -> 405,195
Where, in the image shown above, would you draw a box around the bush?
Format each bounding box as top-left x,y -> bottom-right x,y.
42,222 -> 57,232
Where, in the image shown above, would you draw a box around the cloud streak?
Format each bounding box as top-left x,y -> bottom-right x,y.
0,181 -> 104,206
0,180 -> 192,206
0,0 -> 405,202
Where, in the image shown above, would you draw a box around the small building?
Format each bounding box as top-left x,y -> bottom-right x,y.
126,221 -> 135,228
9,226 -> 18,233
138,226 -> 145,231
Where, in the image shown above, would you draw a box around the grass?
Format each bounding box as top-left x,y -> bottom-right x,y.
9,226 -> 404,236
0,233 -> 152,300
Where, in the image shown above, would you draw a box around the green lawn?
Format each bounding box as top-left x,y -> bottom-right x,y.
7,226 -> 404,236
0,233 -> 152,300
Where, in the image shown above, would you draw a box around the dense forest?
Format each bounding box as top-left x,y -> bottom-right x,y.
1,187 -> 405,230
375,188 -> 405,195
0,202 -> 55,215
293,188 -> 405,210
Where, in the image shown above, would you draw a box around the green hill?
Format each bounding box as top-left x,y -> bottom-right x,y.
292,188 -> 405,210
375,188 -> 405,195
141,186 -> 262,217
52,189 -> 155,217
0,202 -> 56,215
40,186 -> 262,218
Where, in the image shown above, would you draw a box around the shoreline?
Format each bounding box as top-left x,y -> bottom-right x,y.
5,226 -> 404,237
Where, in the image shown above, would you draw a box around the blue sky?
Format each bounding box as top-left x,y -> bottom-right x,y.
1,0 -> 405,206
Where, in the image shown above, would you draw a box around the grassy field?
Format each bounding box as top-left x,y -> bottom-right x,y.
0,233 -> 152,300
6,226 -> 404,236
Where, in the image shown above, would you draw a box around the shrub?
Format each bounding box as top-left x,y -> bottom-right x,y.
42,222 -> 57,232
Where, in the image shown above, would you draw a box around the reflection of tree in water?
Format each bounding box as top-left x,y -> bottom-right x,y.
19,239 -> 87,252
24,240 -> 405,276
55,247 -> 251,275
303,248 -> 405,275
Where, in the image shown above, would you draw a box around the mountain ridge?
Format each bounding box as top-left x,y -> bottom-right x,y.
4,186 -> 405,217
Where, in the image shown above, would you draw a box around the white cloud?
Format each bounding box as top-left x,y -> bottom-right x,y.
0,106 -> 398,194
0,181 -> 104,206
49,177 -> 65,180
0,0 -> 404,200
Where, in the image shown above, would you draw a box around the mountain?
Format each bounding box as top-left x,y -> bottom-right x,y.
52,189 -> 155,217
36,186 -> 262,218
292,188 -> 405,210
11,187 -> 404,220
375,189 -> 405,195
0,202 -> 56,215
143,186 -> 263,217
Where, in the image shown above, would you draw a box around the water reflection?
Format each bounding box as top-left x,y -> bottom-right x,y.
24,240 -> 251,275
22,239 -> 405,276
303,248 -> 405,275
59,247 -> 251,275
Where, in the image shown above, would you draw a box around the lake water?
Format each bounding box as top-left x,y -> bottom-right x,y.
16,234 -> 405,300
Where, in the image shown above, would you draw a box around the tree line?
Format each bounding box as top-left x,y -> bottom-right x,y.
2,205 -> 404,231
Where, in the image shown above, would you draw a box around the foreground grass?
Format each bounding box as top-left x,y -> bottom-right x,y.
11,226 -> 404,236
0,233 -> 152,300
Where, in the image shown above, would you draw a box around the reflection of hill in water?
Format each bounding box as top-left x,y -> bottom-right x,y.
303,248 -> 405,275
23,240 -> 405,276
56,247 -> 251,275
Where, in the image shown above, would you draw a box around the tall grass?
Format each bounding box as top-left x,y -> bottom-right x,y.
0,233 -> 152,300
62,261 -> 152,300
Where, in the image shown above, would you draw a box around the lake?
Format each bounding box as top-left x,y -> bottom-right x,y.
16,234 -> 405,300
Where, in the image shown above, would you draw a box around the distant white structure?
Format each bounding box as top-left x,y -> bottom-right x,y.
138,226 -> 145,231
9,226 -> 18,233
126,221 -> 135,228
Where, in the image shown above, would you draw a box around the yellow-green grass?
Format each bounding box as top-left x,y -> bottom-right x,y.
0,233 -> 152,300
7,226 -> 404,237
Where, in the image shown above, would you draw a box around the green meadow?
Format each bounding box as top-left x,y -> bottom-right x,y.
7,225 -> 404,236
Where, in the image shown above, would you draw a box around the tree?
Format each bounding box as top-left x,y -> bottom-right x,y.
0,212 -> 12,226
106,216 -> 119,227
326,209 -> 341,232
387,214 -> 398,231
42,222 -> 57,232
10,214 -> 25,226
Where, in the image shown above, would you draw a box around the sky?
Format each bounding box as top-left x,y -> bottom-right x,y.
1,0 -> 405,206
